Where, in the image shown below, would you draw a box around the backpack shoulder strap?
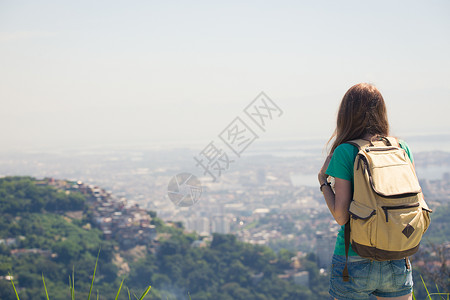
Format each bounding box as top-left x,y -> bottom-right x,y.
343,221 -> 351,282
346,137 -> 400,149
345,139 -> 372,150
385,136 -> 400,147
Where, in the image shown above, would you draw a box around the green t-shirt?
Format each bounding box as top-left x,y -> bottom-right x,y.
325,139 -> 414,256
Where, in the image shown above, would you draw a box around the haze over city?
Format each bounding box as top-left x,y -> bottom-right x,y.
1,0 -> 449,153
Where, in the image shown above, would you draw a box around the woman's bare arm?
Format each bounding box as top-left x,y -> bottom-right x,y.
318,156 -> 352,226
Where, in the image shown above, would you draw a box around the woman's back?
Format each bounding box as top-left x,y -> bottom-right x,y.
318,83 -> 417,300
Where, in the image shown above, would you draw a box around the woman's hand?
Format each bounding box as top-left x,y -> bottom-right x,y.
318,154 -> 332,184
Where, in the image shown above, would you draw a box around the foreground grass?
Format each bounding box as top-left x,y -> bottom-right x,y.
9,250 -> 151,300
411,275 -> 449,300
8,253 -> 448,300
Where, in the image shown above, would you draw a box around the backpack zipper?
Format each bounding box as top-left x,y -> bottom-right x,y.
356,154 -> 368,171
381,203 -> 420,222
365,147 -> 399,152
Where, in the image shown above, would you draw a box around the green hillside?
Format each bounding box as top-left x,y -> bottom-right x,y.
0,176 -> 448,299
0,177 -> 118,299
0,177 -> 329,299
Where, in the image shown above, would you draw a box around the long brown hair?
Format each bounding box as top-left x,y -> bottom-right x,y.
328,83 -> 389,153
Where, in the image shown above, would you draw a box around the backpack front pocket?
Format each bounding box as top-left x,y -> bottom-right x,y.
364,149 -> 422,197
349,201 -> 376,247
376,204 -> 425,254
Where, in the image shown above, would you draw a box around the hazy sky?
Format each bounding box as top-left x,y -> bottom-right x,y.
1,0 -> 449,152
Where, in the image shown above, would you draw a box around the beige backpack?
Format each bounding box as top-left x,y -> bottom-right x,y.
342,136 -> 431,281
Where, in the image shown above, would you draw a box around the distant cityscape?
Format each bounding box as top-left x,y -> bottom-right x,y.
0,138 -> 449,268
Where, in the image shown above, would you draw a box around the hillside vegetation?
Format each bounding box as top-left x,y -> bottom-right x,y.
0,176 -> 448,299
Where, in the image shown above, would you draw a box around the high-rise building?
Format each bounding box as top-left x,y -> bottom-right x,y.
315,230 -> 335,268
211,214 -> 230,234
185,216 -> 210,235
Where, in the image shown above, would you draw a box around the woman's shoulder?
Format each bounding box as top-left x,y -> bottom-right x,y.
395,138 -> 414,162
331,143 -> 359,164
334,142 -> 360,155
328,143 -> 358,181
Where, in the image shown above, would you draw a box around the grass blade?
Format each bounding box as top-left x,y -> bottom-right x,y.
428,293 -> 450,299
9,273 -> 20,300
68,275 -> 73,299
127,287 -> 131,300
114,278 -> 125,300
87,249 -> 101,300
420,275 -> 432,300
138,285 -> 152,300
436,283 -> 442,300
72,266 -> 75,300
432,284 -> 450,300
42,273 -> 50,300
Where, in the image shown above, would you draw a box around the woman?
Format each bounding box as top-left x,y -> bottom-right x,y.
318,83 -> 414,300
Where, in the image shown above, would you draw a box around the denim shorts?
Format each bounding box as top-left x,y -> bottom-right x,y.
329,254 -> 413,300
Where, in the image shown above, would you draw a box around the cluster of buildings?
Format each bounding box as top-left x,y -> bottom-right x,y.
43,178 -> 157,249
420,174 -> 450,203
0,238 -> 18,247
153,166 -> 340,268
185,214 -> 230,235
